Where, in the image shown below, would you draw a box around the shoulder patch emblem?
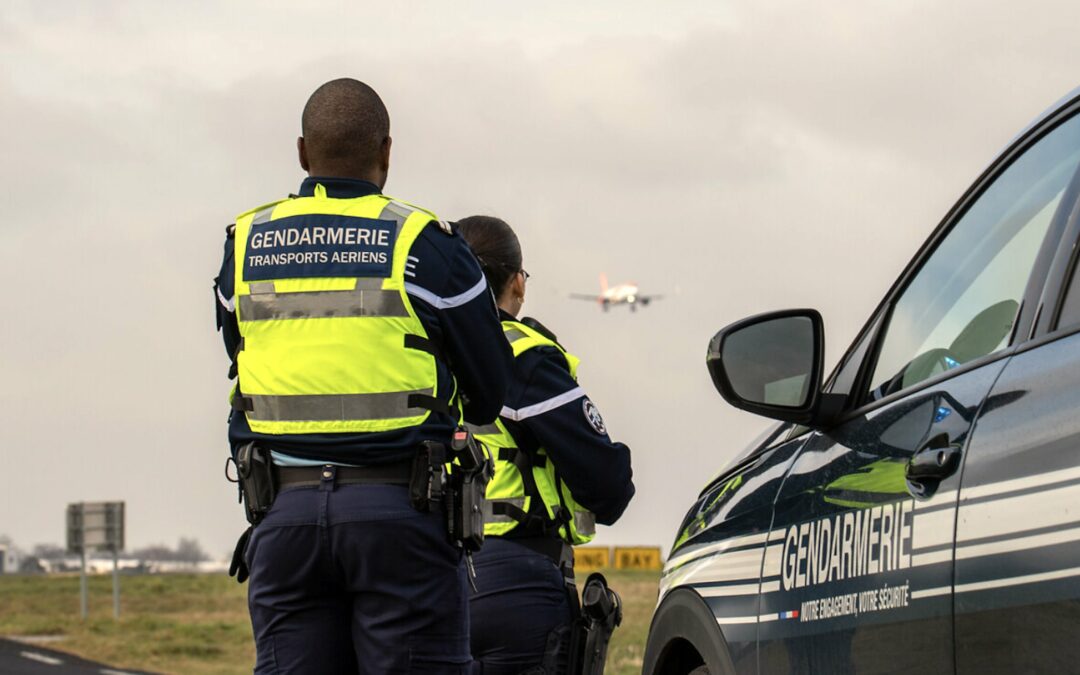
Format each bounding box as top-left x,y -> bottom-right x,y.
583,399 -> 607,435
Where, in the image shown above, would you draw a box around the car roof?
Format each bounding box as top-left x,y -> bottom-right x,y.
1002,85 -> 1080,153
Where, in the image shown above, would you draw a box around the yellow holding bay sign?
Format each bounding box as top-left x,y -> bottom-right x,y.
614,547 -> 663,570
575,546 -> 611,571
573,546 -> 664,571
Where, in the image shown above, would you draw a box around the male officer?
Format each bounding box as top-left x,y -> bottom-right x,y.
213,78 -> 513,674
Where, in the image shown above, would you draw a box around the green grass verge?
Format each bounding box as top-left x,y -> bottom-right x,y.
0,570 -> 659,674
0,573 -> 252,675
605,569 -> 661,675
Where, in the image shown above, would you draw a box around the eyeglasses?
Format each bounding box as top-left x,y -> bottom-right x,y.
520,269 -> 531,282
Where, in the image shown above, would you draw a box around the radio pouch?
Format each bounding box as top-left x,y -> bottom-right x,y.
410,441 -> 447,512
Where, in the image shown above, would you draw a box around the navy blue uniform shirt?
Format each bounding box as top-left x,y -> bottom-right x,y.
213,177 -> 514,466
499,312 -> 635,526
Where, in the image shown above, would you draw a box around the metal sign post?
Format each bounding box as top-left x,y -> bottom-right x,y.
112,547 -> 120,619
79,549 -> 88,619
66,502 -> 125,620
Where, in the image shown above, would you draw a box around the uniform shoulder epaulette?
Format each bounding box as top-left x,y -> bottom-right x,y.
436,219 -> 454,235
520,316 -> 561,346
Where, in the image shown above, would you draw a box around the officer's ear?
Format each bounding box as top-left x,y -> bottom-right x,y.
297,137 -> 310,172
512,269 -> 526,303
379,136 -> 392,174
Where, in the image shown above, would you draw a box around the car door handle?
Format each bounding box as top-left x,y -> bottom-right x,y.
906,432 -> 962,481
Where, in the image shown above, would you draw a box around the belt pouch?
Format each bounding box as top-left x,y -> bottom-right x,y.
410,441 -> 446,512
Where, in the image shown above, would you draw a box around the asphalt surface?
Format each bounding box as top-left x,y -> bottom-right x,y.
0,639 -> 157,675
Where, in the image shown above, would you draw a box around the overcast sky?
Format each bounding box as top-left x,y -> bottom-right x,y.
2,0 -> 1079,558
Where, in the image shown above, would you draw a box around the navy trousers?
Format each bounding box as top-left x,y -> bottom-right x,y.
245,475 -> 470,674
468,538 -> 573,675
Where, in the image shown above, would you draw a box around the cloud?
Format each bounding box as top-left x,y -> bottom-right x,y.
1,0 -> 1077,555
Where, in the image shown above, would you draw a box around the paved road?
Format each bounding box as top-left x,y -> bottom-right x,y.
0,639 -> 157,675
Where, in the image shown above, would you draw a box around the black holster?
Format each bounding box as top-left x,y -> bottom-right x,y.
409,431 -> 493,553
445,428 -> 494,552
566,573 -> 623,675
236,442 -> 278,526
228,442 -> 278,584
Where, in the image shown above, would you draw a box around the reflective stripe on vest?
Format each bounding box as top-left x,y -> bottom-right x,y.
378,200 -> 417,229
245,388 -> 434,422
238,283 -> 409,321
502,327 -> 530,344
468,422 -> 502,436
504,323 -> 580,377
574,511 -> 596,536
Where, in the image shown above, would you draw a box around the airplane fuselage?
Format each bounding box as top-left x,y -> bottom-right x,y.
603,283 -> 640,305
570,276 -> 659,311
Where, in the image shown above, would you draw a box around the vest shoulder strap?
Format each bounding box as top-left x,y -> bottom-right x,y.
519,316 -> 561,345
234,196 -> 293,223
378,194 -> 438,220
502,320 -> 580,378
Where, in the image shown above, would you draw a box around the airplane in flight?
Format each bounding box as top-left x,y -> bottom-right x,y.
569,274 -> 662,312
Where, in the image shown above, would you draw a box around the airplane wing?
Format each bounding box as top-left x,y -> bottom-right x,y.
638,295 -> 663,302
568,294 -> 602,301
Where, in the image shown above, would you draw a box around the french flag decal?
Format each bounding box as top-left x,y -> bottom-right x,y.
779,610 -> 800,620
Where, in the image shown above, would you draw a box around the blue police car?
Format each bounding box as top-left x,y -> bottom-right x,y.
644,87 -> 1080,675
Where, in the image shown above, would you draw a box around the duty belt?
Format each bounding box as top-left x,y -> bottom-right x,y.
509,535 -> 574,570
273,461 -> 412,488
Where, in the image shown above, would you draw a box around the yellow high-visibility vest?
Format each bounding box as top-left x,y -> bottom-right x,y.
230,185 -> 453,435
469,321 -> 596,545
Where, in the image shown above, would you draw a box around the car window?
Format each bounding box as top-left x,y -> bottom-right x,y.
1056,256 -> 1080,329
829,311 -> 884,398
868,113 -> 1080,400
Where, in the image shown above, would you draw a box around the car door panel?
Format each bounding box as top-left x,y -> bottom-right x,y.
756,363 -> 1005,674
954,333 -> 1080,674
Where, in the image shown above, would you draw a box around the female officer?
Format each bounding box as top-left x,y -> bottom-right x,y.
456,215 -> 635,675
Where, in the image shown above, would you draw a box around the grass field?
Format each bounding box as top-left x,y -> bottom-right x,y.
602,570 -> 661,675
0,570 -> 660,674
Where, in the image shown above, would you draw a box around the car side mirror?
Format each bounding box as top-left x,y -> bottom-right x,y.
706,309 -> 827,426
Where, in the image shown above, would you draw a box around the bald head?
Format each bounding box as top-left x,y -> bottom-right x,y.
298,78 -> 392,186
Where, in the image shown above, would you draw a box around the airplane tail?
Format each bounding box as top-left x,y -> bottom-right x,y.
599,273 -> 608,293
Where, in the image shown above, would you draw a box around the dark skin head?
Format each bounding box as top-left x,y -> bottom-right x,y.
296,78 -> 392,188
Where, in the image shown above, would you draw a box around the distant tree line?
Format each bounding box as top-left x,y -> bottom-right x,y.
2,534 -> 212,574
14,537 -> 211,563
132,537 -> 210,563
